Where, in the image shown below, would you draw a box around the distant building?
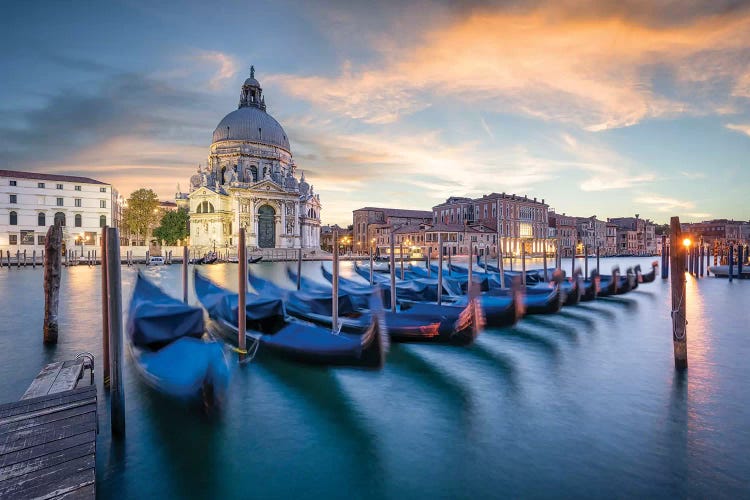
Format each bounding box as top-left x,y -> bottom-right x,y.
681,219 -> 747,244
608,215 -> 656,255
352,207 -> 432,254
548,211 -> 576,257
0,169 -> 118,254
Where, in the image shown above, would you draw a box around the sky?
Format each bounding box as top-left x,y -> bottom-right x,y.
1,0 -> 749,226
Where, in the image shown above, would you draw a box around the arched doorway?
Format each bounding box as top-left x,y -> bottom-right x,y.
257,205 -> 276,248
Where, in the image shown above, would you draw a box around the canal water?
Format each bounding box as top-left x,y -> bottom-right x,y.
0,258 -> 748,498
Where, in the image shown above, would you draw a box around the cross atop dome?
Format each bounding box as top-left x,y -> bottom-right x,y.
239,65 -> 265,111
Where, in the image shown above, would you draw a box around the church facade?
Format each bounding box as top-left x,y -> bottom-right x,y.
176,67 -> 321,253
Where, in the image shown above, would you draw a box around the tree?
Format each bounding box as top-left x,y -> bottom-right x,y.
122,189 -> 160,243
153,209 -> 190,245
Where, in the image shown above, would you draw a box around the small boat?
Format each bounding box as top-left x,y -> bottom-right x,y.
126,274 -> 230,405
203,252 -> 218,265
147,256 -> 165,266
249,256 -> 263,264
195,271 -> 386,367
635,262 -> 658,283
487,281 -> 564,315
581,271 -> 599,301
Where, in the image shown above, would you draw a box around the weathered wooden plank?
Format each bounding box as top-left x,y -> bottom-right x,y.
52,483 -> 95,499
0,441 -> 94,481
0,413 -> 97,455
0,454 -> 94,499
0,431 -> 95,469
21,363 -> 64,400
48,363 -> 84,395
0,387 -> 94,418
0,400 -> 96,435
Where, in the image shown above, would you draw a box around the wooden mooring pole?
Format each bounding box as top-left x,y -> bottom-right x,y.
32,250 -> 36,269
296,248 -> 302,291
369,250 -> 374,286
498,241 -> 506,288
728,244 -> 734,282
738,245 -> 744,277
542,242 -> 548,282
182,246 -> 189,304
437,234 -> 443,305
101,227 -> 110,389
426,246 -> 431,278
106,227 -> 125,435
43,224 -> 62,344
521,240 -> 526,288
400,243 -> 405,280
389,232 -> 396,312
596,245 -> 601,277
238,229 -> 247,360
468,240 -> 474,290
332,230 -> 340,327
669,217 -> 687,370
583,244 -> 588,280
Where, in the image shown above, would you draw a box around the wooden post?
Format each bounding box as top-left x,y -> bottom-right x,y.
728,244 -> 734,282
366,249 -> 373,285
448,246 -> 452,276
23,250 -> 26,267
427,246 -> 431,278
296,248 -> 302,291
737,245 -> 743,277
106,227 -> 125,436
43,225 -> 62,344
571,248 -> 575,280
332,230 -> 341,326
583,244 -> 588,280
238,229 -> 247,358
664,244 -> 670,278
437,234 -> 443,306
468,240 -> 473,290
595,245 -> 601,278
542,241 -> 548,282
688,245 -> 693,275
669,217 -> 687,370
6,250 -> 9,268
521,240 -> 527,288
16,250 -> 20,269
32,250 -> 36,269
400,243 -> 405,280
661,236 -> 667,279
498,240 -> 506,288
101,227 -> 110,389
182,246 -> 189,304
389,231 -> 396,312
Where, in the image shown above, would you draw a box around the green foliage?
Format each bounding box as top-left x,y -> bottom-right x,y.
153,209 -> 190,245
654,224 -> 671,236
121,189 -> 160,240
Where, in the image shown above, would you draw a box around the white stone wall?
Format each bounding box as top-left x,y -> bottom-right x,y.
0,175 -> 112,252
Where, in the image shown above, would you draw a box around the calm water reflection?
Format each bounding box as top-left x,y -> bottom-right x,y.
0,258 -> 748,498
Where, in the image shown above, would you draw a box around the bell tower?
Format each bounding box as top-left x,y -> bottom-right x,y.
238,65 -> 266,111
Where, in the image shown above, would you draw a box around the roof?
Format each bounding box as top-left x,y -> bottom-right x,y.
212,106 -> 290,151
0,169 -> 107,185
354,207 -> 432,219
426,223 -> 495,233
393,223 -> 424,234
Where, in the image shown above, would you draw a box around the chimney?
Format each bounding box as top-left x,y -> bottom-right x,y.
542,199 -> 545,205
534,197 -> 537,202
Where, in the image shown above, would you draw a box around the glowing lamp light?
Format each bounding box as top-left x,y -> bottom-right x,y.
682,238 -> 691,248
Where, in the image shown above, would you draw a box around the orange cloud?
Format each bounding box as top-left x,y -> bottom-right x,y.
270,6 -> 750,130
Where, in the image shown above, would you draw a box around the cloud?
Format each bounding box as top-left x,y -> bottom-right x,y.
634,194 -> 695,212
191,51 -> 238,90
680,170 -> 706,180
271,3 -> 750,130
725,123 -> 750,137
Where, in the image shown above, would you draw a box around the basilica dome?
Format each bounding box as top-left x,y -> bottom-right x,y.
212,107 -> 290,151
211,66 -> 291,152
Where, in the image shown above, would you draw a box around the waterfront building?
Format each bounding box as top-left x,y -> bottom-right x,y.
353,207 -> 432,254
608,215 -> 655,255
548,211 -> 577,257
575,216 -> 607,252
177,67 -> 321,253
0,169 -> 118,254
681,219 -> 748,245
605,223 -> 618,256
433,193 -> 549,256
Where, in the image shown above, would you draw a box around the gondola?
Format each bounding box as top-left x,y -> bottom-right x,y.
635,262 -> 658,283
195,271 -> 386,368
126,273 -> 230,405
203,252 -> 218,265
596,267 -> 631,296
581,270 -> 599,301
276,269 -> 483,345
249,256 -> 263,264
487,280 -> 564,315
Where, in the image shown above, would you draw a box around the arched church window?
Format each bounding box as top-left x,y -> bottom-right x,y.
9,211 -> 17,225
38,212 -> 45,226
208,202 -> 214,213
196,203 -> 202,214
54,212 -> 66,227
75,214 -> 82,227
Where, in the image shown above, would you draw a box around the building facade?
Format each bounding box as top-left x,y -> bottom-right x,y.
177,67 -> 321,253
353,207 -> 432,254
548,211 -> 577,257
1,170 -> 117,254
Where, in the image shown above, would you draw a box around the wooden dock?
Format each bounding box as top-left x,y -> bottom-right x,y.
0,359 -> 97,499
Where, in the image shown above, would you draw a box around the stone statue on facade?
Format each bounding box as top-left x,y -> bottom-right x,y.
228,166 -> 238,184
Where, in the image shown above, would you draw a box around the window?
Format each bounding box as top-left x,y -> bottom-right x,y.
54,212 -> 65,227
75,199 -> 81,207
10,211 -> 17,225
38,213 -> 45,226
37,235 -> 45,245
75,185 -> 81,191
56,184 -> 63,190
99,187 -> 107,193
38,182 -> 45,188
9,234 -> 17,245
75,214 -> 82,227
9,180 -> 16,186
100,215 -> 106,227
100,200 -> 106,208
9,194 -> 17,203
56,198 -> 63,206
